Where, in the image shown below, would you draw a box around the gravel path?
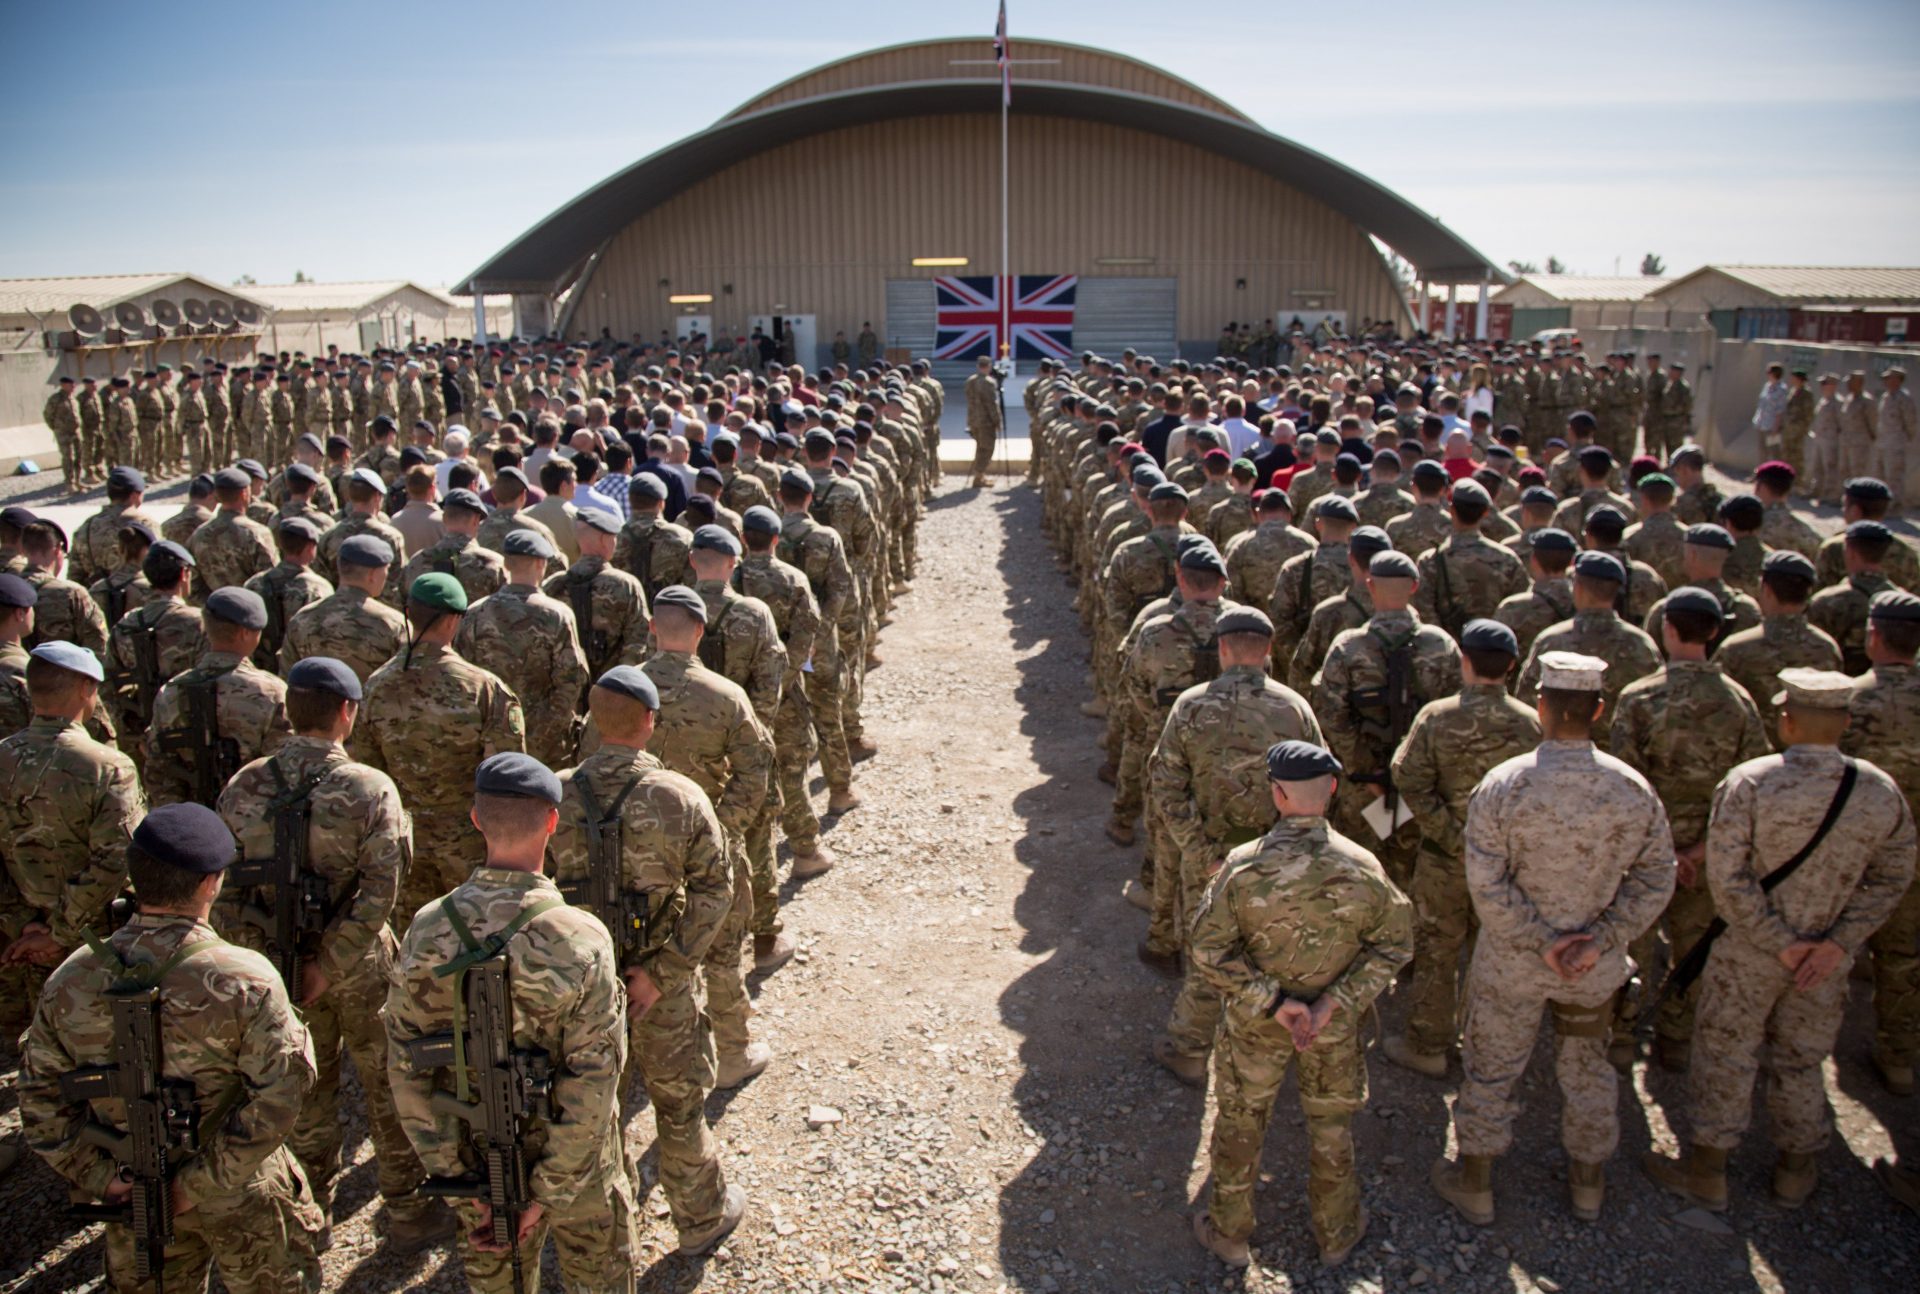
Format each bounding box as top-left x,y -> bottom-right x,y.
2,478 -> 1917,1293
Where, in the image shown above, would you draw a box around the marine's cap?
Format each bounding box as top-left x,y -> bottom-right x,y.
132,802 -> 236,875
576,507 -> 621,536
1460,618 -> 1519,656
652,584 -> 708,626
408,572 -> 468,613
29,640 -> 102,682
1870,589 -> 1920,623
1266,739 -> 1343,783
742,505 -> 781,536
337,534 -> 394,568
1349,525 -> 1393,561
1148,481 -> 1189,504
1573,550 -> 1625,583
629,473 -> 669,502
1538,650 -> 1608,690
213,467 -> 251,491
1772,667 -> 1855,711
1450,478 -> 1490,506
441,488 -> 486,516
1844,477 -> 1893,503
1664,586 -> 1726,619
691,524 -> 742,557
1177,543 -> 1227,576
1683,523 -> 1733,551
1369,550 -> 1419,580
0,573 -> 37,608
205,586 -> 268,629
276,516 -> 320,545
502,529 -> 555,560
1216,606 -> 1274,637
1761,549 -> 1816,580
107,466 -> 147,492
474,751 -> 562,805
594,665 -> 659,710
286,656 -> 362,701
1315,494 -> 1359,522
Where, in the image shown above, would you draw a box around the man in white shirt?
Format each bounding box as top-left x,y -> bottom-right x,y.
435,427 -> 489,496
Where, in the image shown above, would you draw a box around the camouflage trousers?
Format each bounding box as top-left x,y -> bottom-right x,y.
1143,806 -> 1189,959
0,958 -> 50,1034
105,1149 -> 323,1293
453,1166 -> 639,1294
137,419 -> 163,476
1689,930 -> 1847,1155
182,421 -> 210,476
703,849 -> 756,1061
1806,431 -> 1840,501
1875,438 -> 1910,507
208,410 -> 230,469
804,649 -> 853,793
1871,877 -> 1920,1064
969,425 -> 997,477
1207,1008 -> 1366,1254
290,965 -> 429,1221
51,425 -> 80,490
1780,425 -> 1808,491
1110,705 -> 1151,827
1454,956 -> 1620,1162
834,609 -> 869,744
628,979 -> 729,1240
1840,434 -> 1876,484
1618,879 -> 1716,1046
395,809 -> 488,931
1404,844 -> 1478,1056
108,423 -> 139,473
79,423 -> 105,480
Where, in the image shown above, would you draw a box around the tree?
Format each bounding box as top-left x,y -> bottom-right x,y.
293,270 -> 310,283
1640,253 -> 1665,277
1545,256 -> 1567,275
233,273 -> 256,286
1506,259 -> 1539,276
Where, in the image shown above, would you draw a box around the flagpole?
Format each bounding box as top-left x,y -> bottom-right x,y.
1000,77 -> 1012,483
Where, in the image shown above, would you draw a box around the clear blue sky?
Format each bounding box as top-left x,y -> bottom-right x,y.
2,0 -> 1915,289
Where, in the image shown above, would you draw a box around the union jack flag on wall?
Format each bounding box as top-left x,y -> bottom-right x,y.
933,275 -> 1077,362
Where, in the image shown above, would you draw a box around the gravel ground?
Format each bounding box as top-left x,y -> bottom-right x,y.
2,475 -> 1917,1293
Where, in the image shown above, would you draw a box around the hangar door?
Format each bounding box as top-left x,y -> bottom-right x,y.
1072,277 -> 1177,361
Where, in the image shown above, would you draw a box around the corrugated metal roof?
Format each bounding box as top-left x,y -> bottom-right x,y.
1686,265 -> 1920,303
0,272 -> 258,318
1500,275 -> 1670,302
246,280 -> 457,312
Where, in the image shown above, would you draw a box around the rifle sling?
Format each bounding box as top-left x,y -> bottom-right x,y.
432,895 -> 563,1104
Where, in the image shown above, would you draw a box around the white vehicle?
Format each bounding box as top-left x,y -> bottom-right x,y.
1531,327 -> 1582,345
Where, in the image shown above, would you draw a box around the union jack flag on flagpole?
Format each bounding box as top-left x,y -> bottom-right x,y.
934,274 -> 1076,362
994,0 -> 1010,105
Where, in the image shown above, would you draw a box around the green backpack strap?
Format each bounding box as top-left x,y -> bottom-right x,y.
82,929 -> 221,991
430,894 -> 563,1103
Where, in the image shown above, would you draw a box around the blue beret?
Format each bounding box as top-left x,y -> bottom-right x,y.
629,473 -> 669,502
107,466 -> 147,492
1315,495 -> 1359,522
803,429 -> 835,449
1573,550 -> 1626,583
503,528 -> 556,560
1178,543 -> 1226,575
1216,607 -> 1274,636
276,516 -> 320,544
338,534 -> 394,568
1848,519 -> 1893,545
1266,740 -> 1342,782
1372,449 -> 1402,470
214,467 -> 250,490
594,665 -> 659,709
1369,550 -> 1419,579
286,462 -> 321,488
474,752 -> 562,805
742,506 -> 781,536
1664,586 -> 1726,619
1529,527 -> 1577,554
780,469 -> 814,494
652,584 -> 708,626
1684,523 -> 1734,550
286,655 -> 362,700
143,540 -> 194,575
1761,549 -> 1815,580
1844,477 -> 1893,503
205,586 -> 269,629
0,573 -> 37,608
132,802 -> 236,874
442,488 -> 486,515
1460,618 -> 1519,655
691,524 -> 741,556
0,505 -> 37,530
1349,526 -> 1393,561
1148,481 -> 1189,504
1871,589 -> 1920,623
237,459 -> 267,481
29,640 -> 102,682
576,507 -> 621,536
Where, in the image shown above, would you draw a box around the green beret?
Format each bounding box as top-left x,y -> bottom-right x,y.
408,572 -> 468,613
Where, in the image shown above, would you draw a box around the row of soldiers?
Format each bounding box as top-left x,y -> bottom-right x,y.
0,356 -> 948,1289
1027,352 -> 1920,1266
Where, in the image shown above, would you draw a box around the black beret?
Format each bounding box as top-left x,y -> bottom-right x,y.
132,802 -> 237,875
1870,589 -> 1920,624
1216,607 -> 1274,637
1460,618 -> 1519,655
214,467 -> 251,490
628,473 -> 669,502
691,524 -> 741,557
1372,448 -> 1402,470
495,466 -> 529,488
1848,519 -> 1893,545
1148,481 -> 1189,504
398,446 -> 428,468
1131,463 -> 1165,488
1520,486 -> 1558,507
1684,523 -> 1734,550
442,488 -> 487,516
474,751 -> 562,805
286,655 -> 363,701
206,586 -> 269,628
338,534 -> 394,568
594,665 -> 660,709
1576,445 -> 1613,469
742,506 -> 781,536
1266,739 -> 1342,782
1668,445 -> 1706,468
1567,411 -> 1597,433
1349,525 -> 1393,561
1369,550 -> 1419,579
1451,478 -> 1490,506
1844,477 -> 1893,503
1178,543 -> 1227,576
327,435 -> 352,454
695,466 -> 724,486
276,516 -> 320,544
1315,495 -> 1359,522
1760,549 -> 1816,580
502,528 -> 556,560
652,584 -> 708,626
0,505 -> 37,529
1584,505 -> 1628,539
0,572 -> 37,608
1529,527 -> 1578,554
1410,459 -> 1449,483
1573,550 -> 1626,583
576,507 -> 621,536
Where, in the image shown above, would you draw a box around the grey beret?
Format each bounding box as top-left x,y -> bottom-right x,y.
1573,550 -> 1626,583
107,466 -> 148,492
691,524 -> 741,557
131,802 -> 236,874
337,534 -> 394,568
286,462 -> 321,487
1148,481 -> 1189,504
1520,486 -> 1558,507
629,473 -> 669,502
350,468 -> 386,493
780,469 -> 814,494
0,573 -> 37,608
594,665 -> 660,709
1848,519 -> 1894,545
1315,495 -> 1359,522
1460,618 -> 1519,655
205,586 -> 269,629
1349,526 -> 1393,561
442,488 -> 487,515
1410,459 -> 1449,483
29,640 -> 102,682
237,458 -> 268,480
143,540 -> 195,574
214,467 -> 251,490
1761,549 -> 1816,580
276,516 -> 320,544
1844,477 -> 1893,503
502,529 -> 556,560
1664,586 -> 1727,619
1451,478 -> 1491,505
1369,550 -> 1419,579
1529,527 -> 1577,554
474,751 -> 562,805
1216,607 -> 1274,637
742,506 -> 781,536
576,508 -> 621,536
286,656 -> 363,701
1266,739 -> 1342,782
651,584 -> 708,626
1178,544 -> 1227,576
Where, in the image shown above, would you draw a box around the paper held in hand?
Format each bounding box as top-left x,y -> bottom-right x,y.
1361,794 -> 1415,841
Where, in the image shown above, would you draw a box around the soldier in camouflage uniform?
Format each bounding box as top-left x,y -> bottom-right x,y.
87,521 -> 156,632
1752,461 -> 1824,560
1147,608 -> 1324,1086
356,574 -> 526,921
687,525 -> 785,726
1668,445 -> 1724,526
777,470 -> 860,810
1494,527 -> 1578,659
1222,489 -> 1310,618
402,488 -> 508,608
177,371 -> 209,476
1580,505 -> 1667,628
1715,551 -> 1841,745
385,754 -> 643,1288
213,657 -> 452,1251
1620,473 -> 1688,589
1384,460 -> 1453,559
1844,592 -> 1920,1096
544,507 -> 650,681
15,520 -> 108,666
551,668 -> 747,1255
1289,527 -> 1393,696
0,574 -> 39,737
1187,740 -> 1412,1269
316,468 -> 408,602
1810,520 -> 1900,673
0,643 -> 144,1038
455,529 -> 588,767
1312,550 -> 1462,889
1609,589 -> 1771,1072
1515,552 -> 1661,748
187,469 -> 275,600
1432,652 -> 1675,1226
104,377 -> 139,469
242,517 -> 332,672
1413,480 -> 1530,639
612,473 -> 694,598
641,587 -> 776,1091
133,371 -> 167,478
1354,448 -> 1415,530
162,474 -> 215,548
1646,668 -> 1914,1212
1272,495 -> 1359,673
43,375 -> 82,493
103,542 -> 205,758
144,589 -> 291,808
1641,524 -> 1764,649
473,468 -> 563,579
1815,477 -> 1919,592
1549,446 -> 1635,537
281,534 -> 406,683
1385,619 -> 1541,1077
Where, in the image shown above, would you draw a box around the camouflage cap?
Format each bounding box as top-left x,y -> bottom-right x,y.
1539,650 -> 1607,690
408,572 -> 468,613
1772,667 -> 1854,710
132,802 -> 236,874
1266,739 -> 1342,782
594,665 -> 659,710
474,752 -> 562,805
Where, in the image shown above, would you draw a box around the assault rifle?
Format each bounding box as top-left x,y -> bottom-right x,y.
152,677 -> 241,805
227,769 -> 331,993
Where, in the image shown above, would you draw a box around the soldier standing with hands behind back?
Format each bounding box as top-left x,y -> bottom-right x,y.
966,354 -> 1001,489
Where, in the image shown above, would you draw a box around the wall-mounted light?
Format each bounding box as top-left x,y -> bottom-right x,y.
912,257 -> 970,267
1096,256 -> 1155,267
668,294 -> 714,304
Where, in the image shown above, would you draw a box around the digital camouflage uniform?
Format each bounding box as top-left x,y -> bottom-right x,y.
1188,816 -> 1412,1254
1609,663 -> 1770,1048
385,868 -> 638,1292
733,550 -> 823,922
90,566 -> 153,631
1844,661 -> 1920,1073
455,582 -> 589,767
144,651 -> 291,807
1454,742 -> 1674,1164
0,716 -> 144,1033
1391,684 -> 1541,1056
1515,610 -> 1661,748
1716,614 -> 1842,746
187,510 -> 276,599
354,642 -> 525,918
1689,747 -> 1914,1153
550,742 -> 734,1241
1151,663 -> 1322,1059
279,585 -> 406,684
214,736 -> 429,1225
401,531 -> 508,609
20,914 -> 323,1293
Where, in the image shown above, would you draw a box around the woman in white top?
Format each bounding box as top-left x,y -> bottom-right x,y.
1464,363 -> 1496,422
